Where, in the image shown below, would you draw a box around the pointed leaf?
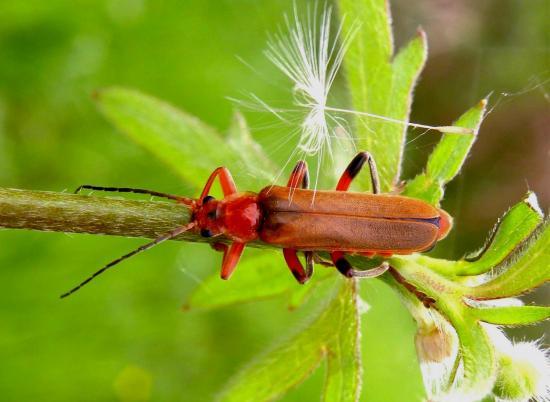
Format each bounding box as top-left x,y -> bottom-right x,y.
216,280 -> 361,402
183,251 -> 296,311
322,281 -> 362,402
454,192 -> 544,275
473,305 -> 550,326
95,87 -> 275,190
184,250 -> 335,311
287,269 -> 335,310
469,220 -> 550,299
215,319 -> 325,402
339,0 -> 427,190
404,99 -> 487,205
226,111 -> 278,178
448,311 -> 496,401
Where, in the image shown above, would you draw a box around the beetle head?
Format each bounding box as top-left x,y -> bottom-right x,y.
195,196 -> 223,238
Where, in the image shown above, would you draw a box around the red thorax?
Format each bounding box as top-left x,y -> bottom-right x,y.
194,192 -> 261,243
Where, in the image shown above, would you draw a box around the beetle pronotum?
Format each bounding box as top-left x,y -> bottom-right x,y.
61,152 -> 452,299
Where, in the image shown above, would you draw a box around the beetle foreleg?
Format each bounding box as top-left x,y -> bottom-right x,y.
200,167 -> 238,202
283,249 -> 312,284
336,151 -> 380,194
220,242 -> 245,280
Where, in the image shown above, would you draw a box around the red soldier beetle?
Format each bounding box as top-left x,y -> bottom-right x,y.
61,152 -> 452,298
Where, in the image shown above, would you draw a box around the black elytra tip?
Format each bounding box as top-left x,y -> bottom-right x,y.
346,153 -> 368,179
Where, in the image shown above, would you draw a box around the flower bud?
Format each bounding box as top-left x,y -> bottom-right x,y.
492,341 -> 550,402
415,323 -> 455,363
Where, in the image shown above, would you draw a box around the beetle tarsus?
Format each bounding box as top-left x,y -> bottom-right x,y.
349,262 -> 390,278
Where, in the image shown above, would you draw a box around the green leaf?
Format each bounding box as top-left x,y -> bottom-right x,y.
183,251 -> 296,311
215,317 -> 325,402
338,0 -> 427,191
321,281 -> 362,402
226,111 -> 278,179
404,99 -> 487,205
388,256 -> 498,398
454,192 -> 544,276
95,87 -> 275,190
473,305 -> 550,326
468,220 -> 550,299
448,311 -> 496,401
183,250 -> 335,311
216,281 -> 362,402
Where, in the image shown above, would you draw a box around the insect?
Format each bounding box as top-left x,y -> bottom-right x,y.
61,151 -> 452,298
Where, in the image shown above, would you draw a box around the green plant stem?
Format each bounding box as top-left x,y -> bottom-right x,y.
0,187 -> 195,241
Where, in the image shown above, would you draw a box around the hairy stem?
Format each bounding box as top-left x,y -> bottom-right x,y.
0,187 -> 195,241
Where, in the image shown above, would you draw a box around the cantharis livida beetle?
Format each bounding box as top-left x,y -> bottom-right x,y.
61,152 -> 451,298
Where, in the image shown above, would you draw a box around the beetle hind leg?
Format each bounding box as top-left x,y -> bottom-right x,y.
336,151 -> 380,194
331,251 -> 389,279
282,161 -> 314,284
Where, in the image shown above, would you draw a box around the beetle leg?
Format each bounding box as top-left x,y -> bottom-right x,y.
352,262 -> 390,278
331,251 -> 389,279
281,161 -> 313,283
220,242 -> 245,280
287,160 -> 309,189
200,167 -> 238,201
336,151 -> 380,194
331,251 -> 354,277
304,251 -> 314,277
211,242 -> 246,280
210,242 -> 227,253
283,249 -> 311,284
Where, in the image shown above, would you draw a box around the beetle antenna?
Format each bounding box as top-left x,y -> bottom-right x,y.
60,222 -> 196,298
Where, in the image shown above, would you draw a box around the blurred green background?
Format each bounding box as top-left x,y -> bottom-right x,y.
0,0 -> 548,401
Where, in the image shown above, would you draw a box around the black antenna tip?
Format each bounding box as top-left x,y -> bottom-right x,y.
59,288 -> 76,299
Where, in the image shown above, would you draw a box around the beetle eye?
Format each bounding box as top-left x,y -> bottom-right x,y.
202,195 -> 215,204
200,229 -> 213,238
